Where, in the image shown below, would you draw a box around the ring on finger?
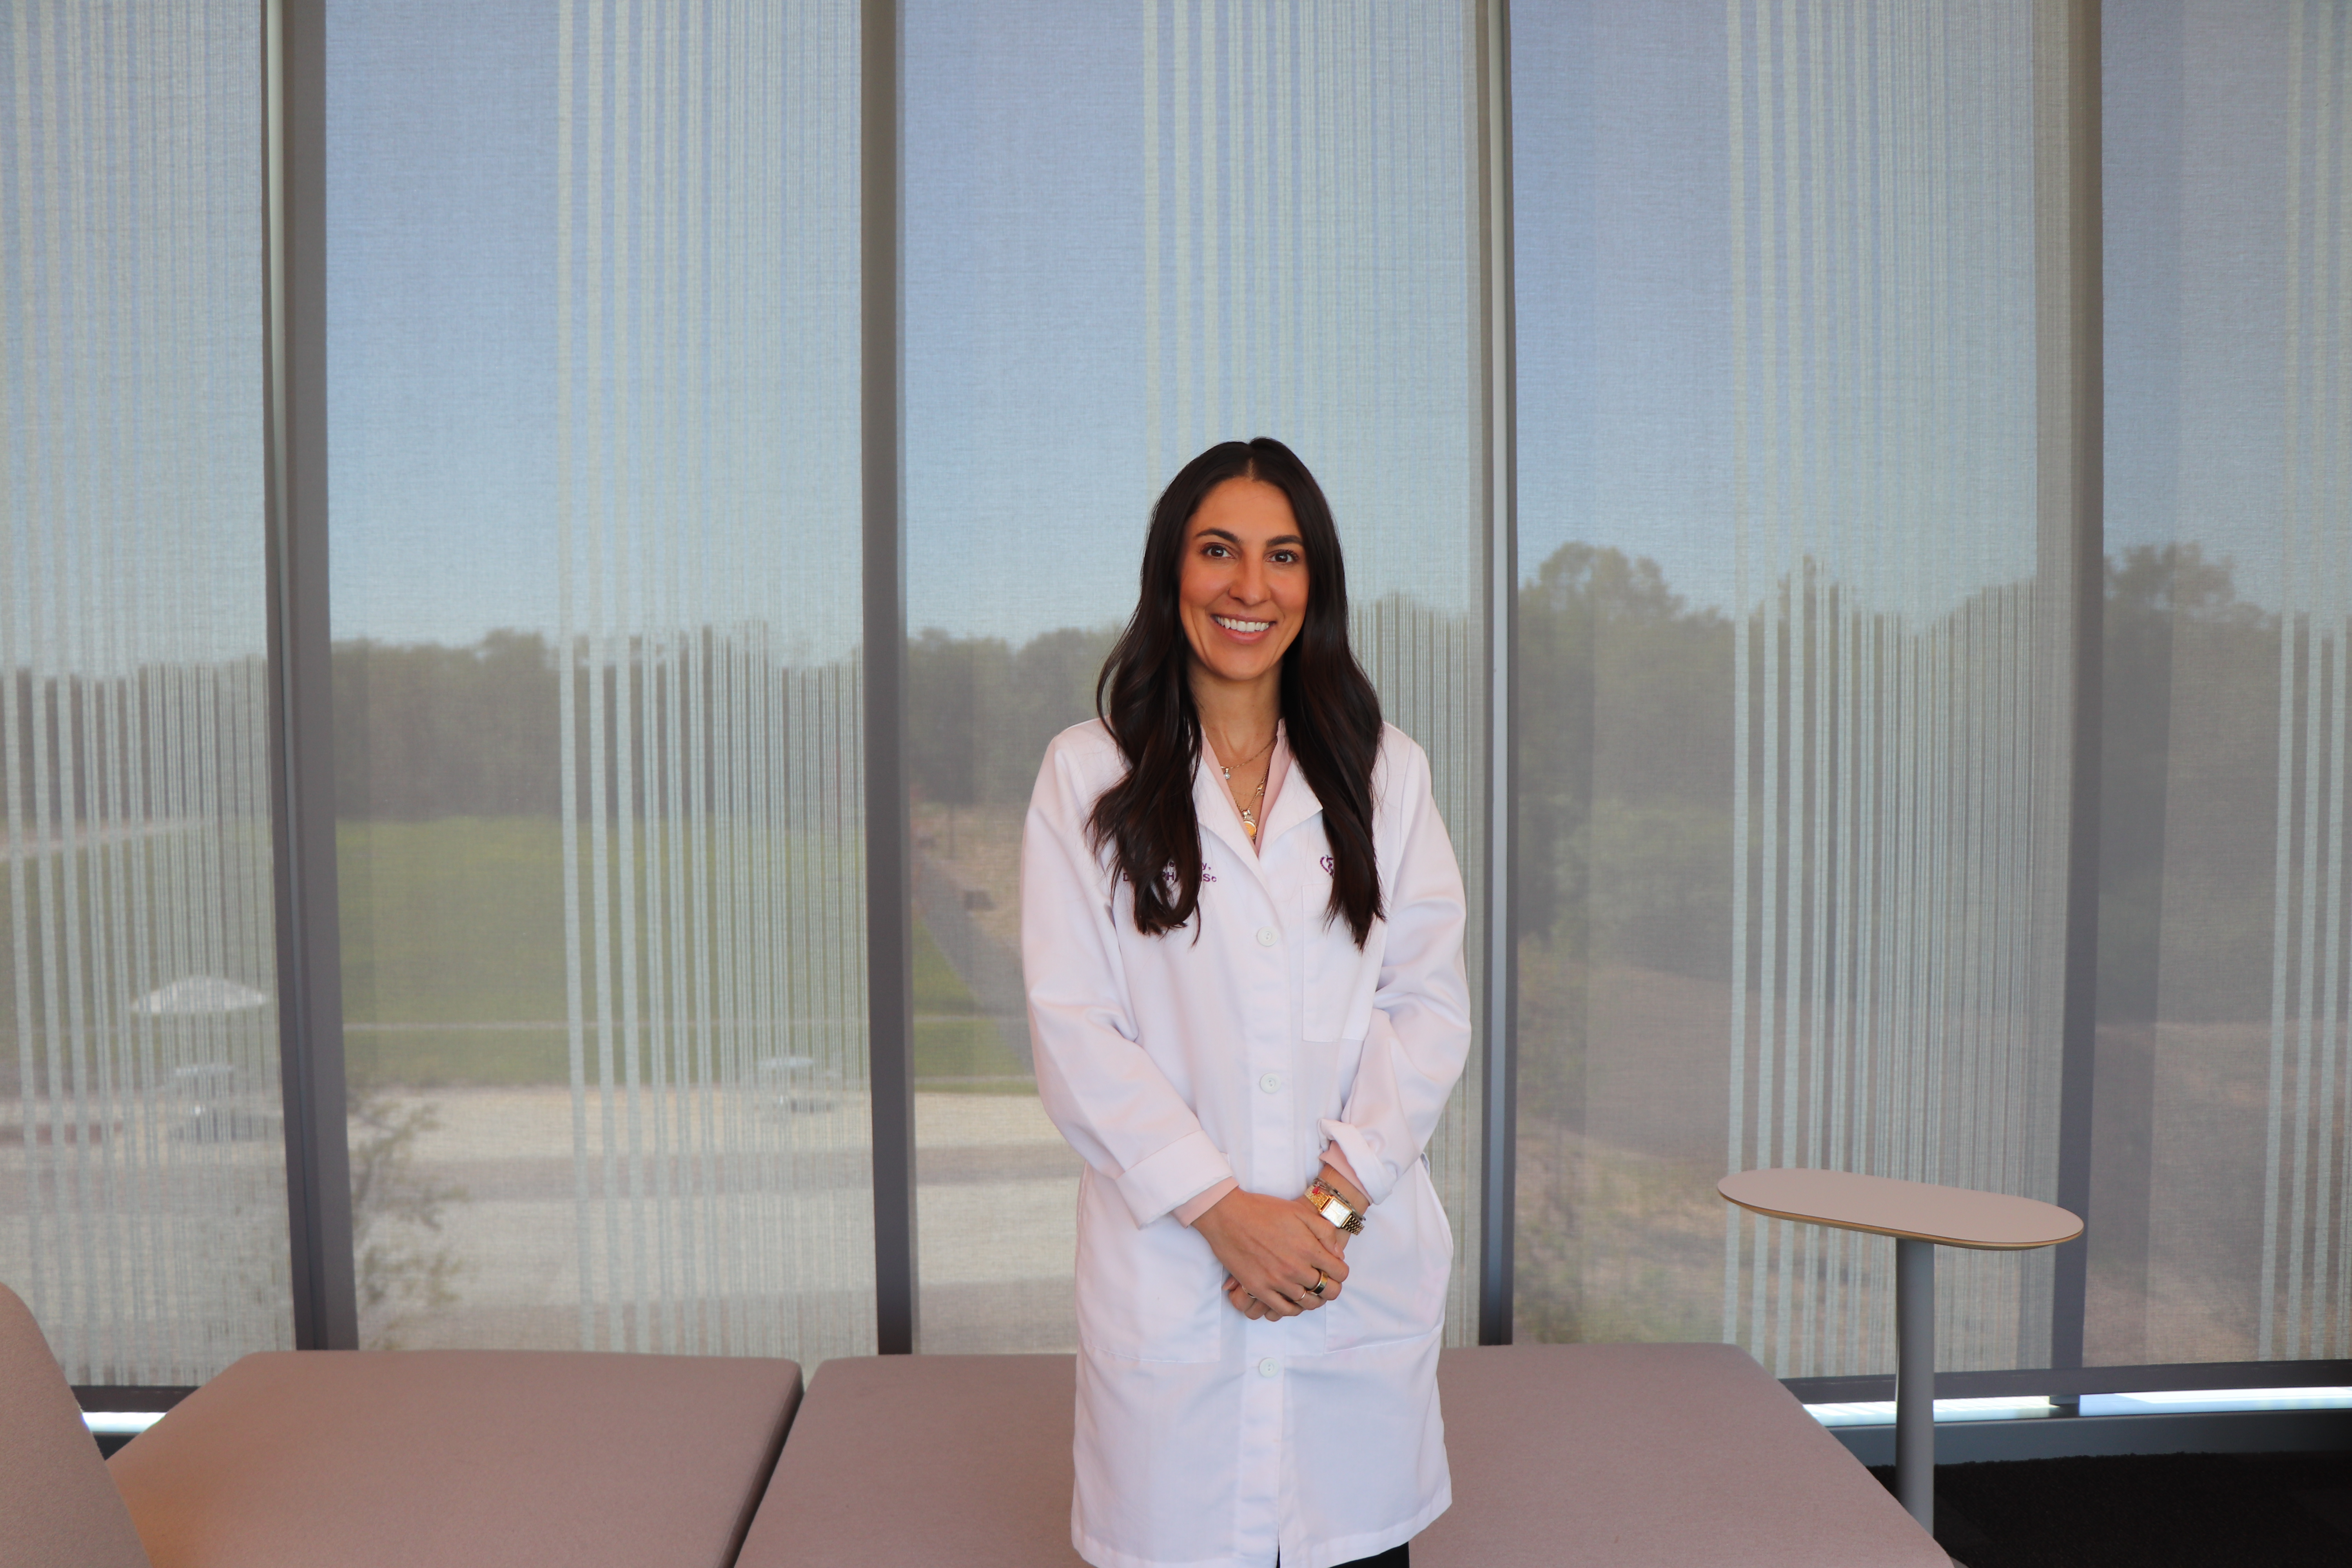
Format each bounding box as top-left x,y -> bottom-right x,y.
1304,1270 -> 1328,1298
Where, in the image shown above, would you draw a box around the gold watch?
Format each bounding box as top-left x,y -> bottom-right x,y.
1307,1178 -> 1366,1234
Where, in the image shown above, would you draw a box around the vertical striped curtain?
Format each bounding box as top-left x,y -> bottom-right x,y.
1142,0 -> 1489,1339
2259,0 -> 2352,1361
1720,0 -> 2073,1377
1,2 -> 290,1383
552,0 -> 869,1361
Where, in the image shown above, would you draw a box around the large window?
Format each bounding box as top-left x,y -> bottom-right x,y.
1512,0 -> 2074,1375
2093,0 -> 2352,1367
326,0 -> 870,1359
10,0 -> 2352,1394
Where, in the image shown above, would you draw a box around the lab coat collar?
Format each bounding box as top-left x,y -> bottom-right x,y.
1191,727 -> 1325,883
1258,739 -> 1324,848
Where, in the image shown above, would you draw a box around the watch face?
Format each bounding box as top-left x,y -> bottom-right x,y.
1319,1197 -> 1352,1226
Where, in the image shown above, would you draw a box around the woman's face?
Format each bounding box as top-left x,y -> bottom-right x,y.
1177,477 -> 1310,698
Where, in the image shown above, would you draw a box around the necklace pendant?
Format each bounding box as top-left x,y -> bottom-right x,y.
1243,820 -> 1257,840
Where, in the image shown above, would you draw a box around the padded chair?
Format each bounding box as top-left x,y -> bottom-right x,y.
0,1281 -> 150,1568
2,1282 -> 804,1568
739,1343 -> 1947,1568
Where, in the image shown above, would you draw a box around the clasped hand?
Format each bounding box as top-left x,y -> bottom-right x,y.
1191,1172 -> 1361,1320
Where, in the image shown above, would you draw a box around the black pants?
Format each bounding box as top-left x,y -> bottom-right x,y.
1296,1549 -> 1406,1568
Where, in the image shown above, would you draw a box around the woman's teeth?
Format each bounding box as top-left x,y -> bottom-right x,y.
1214,615 -> 1273,634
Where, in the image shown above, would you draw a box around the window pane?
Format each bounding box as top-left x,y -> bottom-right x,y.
1513,0 -> 2075,1376
328,0 -> 869,1358
2,2 -> 291,1382
2094,0 -> 2352,1365
903,0 -> 1487,1353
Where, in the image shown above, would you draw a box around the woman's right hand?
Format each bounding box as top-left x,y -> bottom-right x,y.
1192,1189 -> 1348,1318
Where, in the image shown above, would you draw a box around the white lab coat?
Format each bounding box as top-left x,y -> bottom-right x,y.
1021,719 -> 1472,1568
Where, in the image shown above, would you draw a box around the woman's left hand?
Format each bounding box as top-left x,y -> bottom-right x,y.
1223,1165 -> 1366,1318
1195,1188 -> 1348,1318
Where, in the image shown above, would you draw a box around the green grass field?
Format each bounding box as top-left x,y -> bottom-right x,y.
3,818 -> 1036,1095
338,818 -> 566,1089
910,905 -> 1033,1087
339,817 -> 1031,1091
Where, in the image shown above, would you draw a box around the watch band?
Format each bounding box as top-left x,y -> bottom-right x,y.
1307,1179 -> 1366,1234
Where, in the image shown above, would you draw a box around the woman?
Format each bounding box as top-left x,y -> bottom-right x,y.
1021,438 -> 1472,1568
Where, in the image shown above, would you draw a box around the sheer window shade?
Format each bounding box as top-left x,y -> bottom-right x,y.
2256,0 -> 2352,1362
328,0 -> 869,1359
2095,0 -> 2352,1367
1,0 -> 290,1383
1513,0 -> 2075,1377
1719,0 -> 2072,1380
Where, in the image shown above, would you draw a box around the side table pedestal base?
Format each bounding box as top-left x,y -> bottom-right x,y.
1895,1235 -> 1936,1532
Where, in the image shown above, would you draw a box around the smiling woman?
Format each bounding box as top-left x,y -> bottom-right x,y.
1020,439 -> 1472,1568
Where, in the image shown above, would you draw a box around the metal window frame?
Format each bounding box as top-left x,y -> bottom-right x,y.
261,0 -> 357,1354
2046,0 -> 2104,1381
1787,1356 -> 2352,1406
862,0 -> 918,1357
1476,0 -> 1520,1348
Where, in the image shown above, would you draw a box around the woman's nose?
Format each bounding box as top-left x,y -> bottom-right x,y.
1233,556 -> 1268,604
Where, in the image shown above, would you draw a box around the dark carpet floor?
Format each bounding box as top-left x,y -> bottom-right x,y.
1869,1452 -> 2352,1568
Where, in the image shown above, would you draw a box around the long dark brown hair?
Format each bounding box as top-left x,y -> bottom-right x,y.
1087,438 -> 1385,945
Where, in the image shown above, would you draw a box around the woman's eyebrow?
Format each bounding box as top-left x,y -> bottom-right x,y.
1194,526 -> 1305,549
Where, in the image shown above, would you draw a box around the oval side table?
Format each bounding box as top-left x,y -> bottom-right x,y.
1718,1167 -> 2083,1535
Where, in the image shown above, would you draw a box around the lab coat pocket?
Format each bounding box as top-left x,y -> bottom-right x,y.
1321,1163 -> 1452,1351
1072,1167 -> 1226,1363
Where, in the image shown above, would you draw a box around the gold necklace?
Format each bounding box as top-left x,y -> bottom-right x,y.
1214,731 -> 1277,841
1223,771 -> 1268,839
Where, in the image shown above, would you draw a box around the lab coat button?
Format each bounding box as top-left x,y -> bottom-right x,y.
1259,1072 -> 1281,1094
1256,926 -> 1278,947
1258,1357 -> 1281,1378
